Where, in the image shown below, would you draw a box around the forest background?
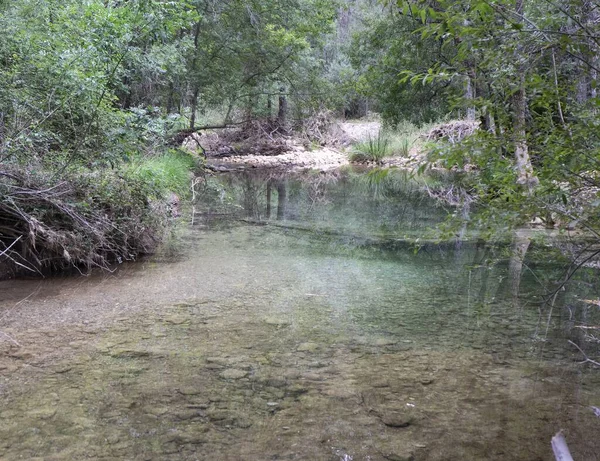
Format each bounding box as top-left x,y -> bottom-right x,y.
1,0 -> 600,276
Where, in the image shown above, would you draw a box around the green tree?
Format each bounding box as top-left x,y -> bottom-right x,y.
364,0 -> 600,238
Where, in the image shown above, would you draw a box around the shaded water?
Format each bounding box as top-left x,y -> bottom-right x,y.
1,171 -> 599,460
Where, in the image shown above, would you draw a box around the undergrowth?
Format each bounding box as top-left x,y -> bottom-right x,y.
125,150 -> 198,198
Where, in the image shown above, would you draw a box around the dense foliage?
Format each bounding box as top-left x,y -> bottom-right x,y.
2,0 -> 600,277
0,0 -> 337,276
350,0 -> 600,241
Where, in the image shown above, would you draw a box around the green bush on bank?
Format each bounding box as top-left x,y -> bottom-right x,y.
124,150 -> 198,198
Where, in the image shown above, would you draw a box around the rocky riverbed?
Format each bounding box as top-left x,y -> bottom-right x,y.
1,173 -> 599,461
2,293 -> 597,461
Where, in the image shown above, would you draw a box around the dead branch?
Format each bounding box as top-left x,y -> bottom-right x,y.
295,110 -> 350,147
0,330 -> 21,347
0,236 -> 22,258
568,339 -> 600,367
0,166 -> 167,278
425,120 -> 480,144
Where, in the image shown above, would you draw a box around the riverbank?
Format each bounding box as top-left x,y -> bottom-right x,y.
197,120 -> 470,172
0,151 -> 197,281
197,120 -> 379,172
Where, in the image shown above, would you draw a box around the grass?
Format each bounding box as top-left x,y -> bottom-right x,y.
349,133 -> 391,163
125,150 -> 197,198
348,120 -> 440,163
383,120 -> 439,158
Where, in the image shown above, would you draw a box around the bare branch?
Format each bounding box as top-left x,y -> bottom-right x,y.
568,339 -> 600,367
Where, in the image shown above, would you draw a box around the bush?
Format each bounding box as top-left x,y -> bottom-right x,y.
124,150 -> 197,198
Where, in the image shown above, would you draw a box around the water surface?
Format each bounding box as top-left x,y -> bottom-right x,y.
0,171 -> 599,460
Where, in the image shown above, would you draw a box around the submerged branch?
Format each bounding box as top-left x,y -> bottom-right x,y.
551,431 -> 574,461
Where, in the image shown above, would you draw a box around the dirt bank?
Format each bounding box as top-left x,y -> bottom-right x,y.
200,121 -> 382,172
200,120 -> 432,172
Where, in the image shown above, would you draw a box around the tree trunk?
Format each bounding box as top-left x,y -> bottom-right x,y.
189,21 -> 202,130
577,1 -> 599,104
277,86 -> 288,127
190,88 -> 199,130
246,91 -> 256,123
577,76 -> 589,104
508,229 -> 531,308
465,71 -> 476,121
455,193 -> 470,254
512,0 -> 537,190
266,180 -> 272,219
512,79 -> 536,187
0,111 -> 5,153
166,81 -> 176,114
267,96 -> 272,121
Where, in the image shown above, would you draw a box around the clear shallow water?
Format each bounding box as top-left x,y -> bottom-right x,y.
0,170 -> 599,460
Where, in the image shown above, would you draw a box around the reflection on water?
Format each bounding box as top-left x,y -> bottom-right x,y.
0,170 -> 599,460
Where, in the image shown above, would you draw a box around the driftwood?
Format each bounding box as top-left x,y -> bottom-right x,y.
178,113 -> 351,159
568,339 -> 600,367
181,119 -> 293,158
425,120 -> 479,144
295,110 -> 350,147
171,119 -> 257,149
551,431 -> 574,461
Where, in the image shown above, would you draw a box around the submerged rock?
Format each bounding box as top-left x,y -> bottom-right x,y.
166,429 -> 209,445
264,317 -> 291,326
372,338 -> 398,347
177,387 -> 203,396
27,407 -> 57,420
220,368 -> 248,379
108,348 -> 152,359
381,451 -> 415,461
380,411 -> 413,428
173,409 -> 202,421
297,342 -> 319,352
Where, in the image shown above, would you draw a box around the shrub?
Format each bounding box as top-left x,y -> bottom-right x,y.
124,150 -> 197,198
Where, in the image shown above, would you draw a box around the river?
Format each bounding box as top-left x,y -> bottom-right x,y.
0,170 -> 599,460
